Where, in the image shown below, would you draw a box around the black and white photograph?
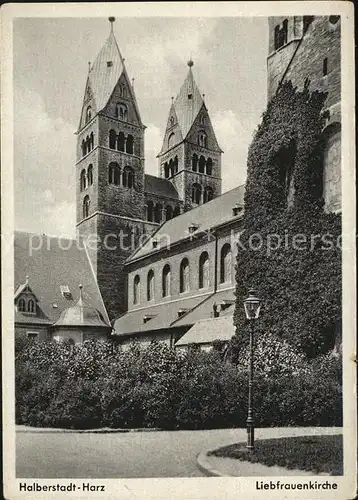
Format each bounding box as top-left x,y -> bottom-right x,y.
1,2 -> 356,499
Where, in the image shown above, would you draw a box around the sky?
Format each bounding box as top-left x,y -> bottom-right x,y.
14,17 -> 268,237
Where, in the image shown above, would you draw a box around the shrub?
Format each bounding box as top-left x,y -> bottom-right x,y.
15,340 -> 342,429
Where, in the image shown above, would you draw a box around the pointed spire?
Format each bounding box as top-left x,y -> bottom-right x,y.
108,17 -> 115,32
172,60 -> 204,139
25,275 -> 29,285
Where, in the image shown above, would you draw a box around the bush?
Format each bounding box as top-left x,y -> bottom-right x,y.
15,339 -> 342,430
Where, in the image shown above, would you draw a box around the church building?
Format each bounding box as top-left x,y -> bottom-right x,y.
14,16 -> 341,350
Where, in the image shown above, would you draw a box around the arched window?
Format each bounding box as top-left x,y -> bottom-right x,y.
154,204 -> 162,223
86,106 -> 92,123
173,206 -> 180,217
162,264 -> 171,298
80,169 -> 87,191
169,159 -> 174,177
206,158 -> 213,175
117,132 -> 125,152
200,115 -> 206,125
123,167 -> 134,188
166,205 -> 173,220
18,298 -> 26,312
164,162 -> 169,178
199,155 -> 206,173
192,183 -> 202,204
174,156 -> 178,173
109,129 -> 117,149
133,275 -> 140,305
168,132 -> 175,149
180,258 -> 190,293
87,165 -> 93,186
126,134 -> 134,155
86,136 -> 91,155
90,132 -> 94,150
203,186 -> 214,203
119,85 -> 126,98
198,131 -> 207,148
83,195 -> 90,218
220,244 -> 232,283
147,270 -> 154,301
108,163 -> 120,185
147,201 -> 154,222
28,299 -> 35,313
199,252 -> 210,289
170,116 -> 175,127
282,19 -> 288,45
81,140 -> 86,157
323,127 -> 341,212
192,154 -> 198,172
116,103 -> 128,121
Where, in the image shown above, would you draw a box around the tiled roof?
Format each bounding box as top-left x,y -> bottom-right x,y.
175,314 -> 235,346
113,293 -> 211,336
173,288 -> 235,327
113,288 -> 236,337
54,288 -> 110,328
144,174 -> 180,200
172,66 -> 204,143
128,184 -> 245,262
14,232 -> 110,326
88,31 -> 124,114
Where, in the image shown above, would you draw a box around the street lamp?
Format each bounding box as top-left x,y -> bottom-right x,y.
243,289 -> 261,451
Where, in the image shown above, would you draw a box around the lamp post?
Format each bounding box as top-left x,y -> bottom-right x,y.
243,289 -> 261,451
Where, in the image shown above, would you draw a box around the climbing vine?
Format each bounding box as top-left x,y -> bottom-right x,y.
232,81 -> 341,359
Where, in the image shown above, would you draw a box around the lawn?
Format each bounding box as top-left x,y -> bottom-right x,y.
209,434 -> 343,475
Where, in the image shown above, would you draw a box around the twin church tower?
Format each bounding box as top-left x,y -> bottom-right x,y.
76,19 -> 223,319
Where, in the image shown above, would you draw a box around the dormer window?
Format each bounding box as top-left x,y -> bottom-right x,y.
188,223 -> 199,234
85,106 -> 92,124
60,285 -> 73,300
170,116 -> 175,127
107,61 -> 113,67
188,93 -> 193,100
18,298 -> 26,312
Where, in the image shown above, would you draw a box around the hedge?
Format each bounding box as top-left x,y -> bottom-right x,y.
16,338 -> 342,430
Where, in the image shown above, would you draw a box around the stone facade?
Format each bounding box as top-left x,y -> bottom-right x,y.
267,15 -> 341,213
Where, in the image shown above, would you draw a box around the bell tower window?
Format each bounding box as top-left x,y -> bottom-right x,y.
116,103 -> 128,121
83,195 -> 90,218
198,131 -> 207,148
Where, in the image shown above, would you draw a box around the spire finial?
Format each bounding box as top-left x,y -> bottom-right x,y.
171,96 -> 174,102
109,17 -> 115,32
26,275 -> 29,285
88,61 -> 91,73
187,59 -> 194,68
79,284 -> 83,301
132,78 -> 135,87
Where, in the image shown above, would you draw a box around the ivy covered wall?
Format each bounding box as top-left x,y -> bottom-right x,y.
232,81 -> 341,359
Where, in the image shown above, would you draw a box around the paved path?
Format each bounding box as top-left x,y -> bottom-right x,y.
16,427 -> 341,478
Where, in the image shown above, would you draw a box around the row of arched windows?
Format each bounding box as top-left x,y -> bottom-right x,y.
132,244 -> 232,305
109,130 -> 134,154
163,156 -> 179,178
80,165 -> 94,191
81,132 -> 94,157
192,154 -> 213,175
108,163 -> 135,188
147,201 -> 181,223
192,183 -> 214,204
18,297 -> 36,314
